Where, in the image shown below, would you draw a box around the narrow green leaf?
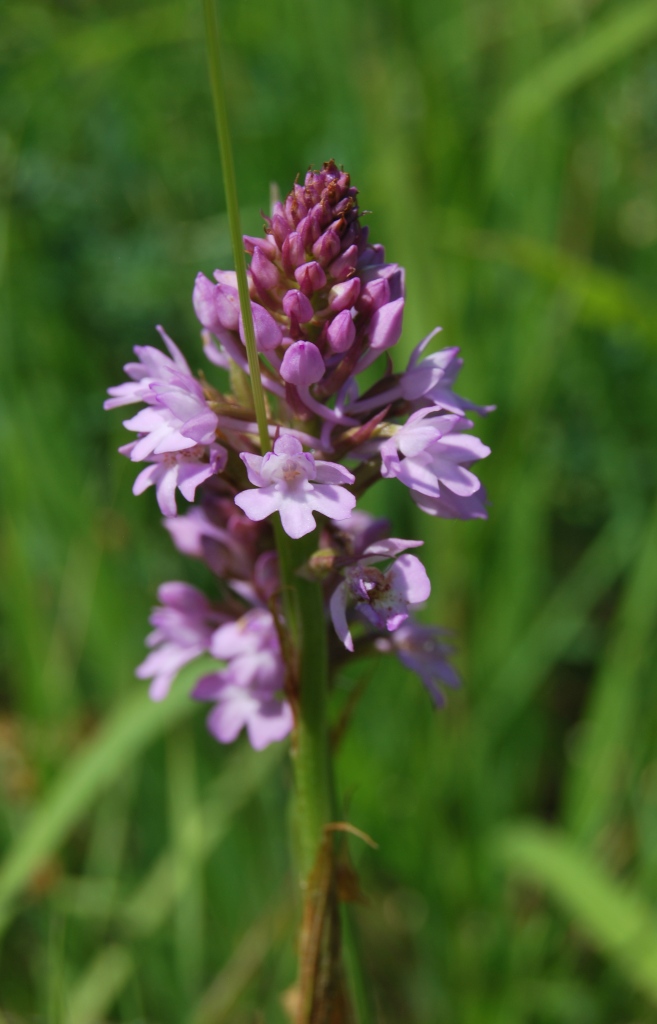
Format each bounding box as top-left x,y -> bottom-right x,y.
495,823 -> 657,1005
495,0 -> 657,128
63,743 -> 284,1023
121,742 -> 281,936
65,945 -> 133,1024
565,497 -> 657,842
0,657 -> 216,937
438,220 -> 657,345
188,899 -> 291,1024
480,512 -> 641,738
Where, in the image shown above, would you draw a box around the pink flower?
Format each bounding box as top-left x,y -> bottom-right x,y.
401,338 -> 495,417
234,435 -> 356,539
412,485 -> 489,520
128,443 -> 227,517
375,620 -> 461,706
109,329 -> 219,462
330,541 -> 431,652
104,328 -> 192,410
136,582 -> 227,701
192,608 -> 293,750
380,410 -> 490,517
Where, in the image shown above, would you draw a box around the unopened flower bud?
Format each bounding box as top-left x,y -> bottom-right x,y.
215,285 -> 241,330
358,243 -> 385,268
193,273 -> 240,333
243,235 -> 278,259
328,278 -> 361,313
295,261 -> 327,295
328,244 -> 359,282
387,266 -> 405,301
281,232 -> 306,275
368,297 -> 405,351
280,341 -> 325,385
327,310 -> 356,353
193,273 -> 220,333
306,547 -> 339,580
341,221 -> 360,251
359,277 -> 390,314
312,225 -> 342,265
271,211 -> 290,247
239,304 -> 282,352
286,187 -> 308,223
283,289 -> 314,323
297,213 -> 322,252
251,247 -> 280,291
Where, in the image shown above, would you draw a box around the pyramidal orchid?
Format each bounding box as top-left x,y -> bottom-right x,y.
106,157 -> 492,1019
106,161 -> 490,744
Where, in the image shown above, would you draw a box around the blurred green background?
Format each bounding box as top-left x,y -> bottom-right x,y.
2,0 -> 657,1020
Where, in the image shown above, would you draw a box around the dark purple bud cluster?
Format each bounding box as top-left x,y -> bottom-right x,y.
193,161 -> 406,422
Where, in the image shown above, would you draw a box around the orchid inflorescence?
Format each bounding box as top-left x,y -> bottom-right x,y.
106,161 -> 491,750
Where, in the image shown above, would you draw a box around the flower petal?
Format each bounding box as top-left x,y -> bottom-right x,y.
329,582 -> 353,652
234,485 -> 282,522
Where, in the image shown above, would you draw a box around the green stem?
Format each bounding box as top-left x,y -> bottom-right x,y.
202,0 -> 270,455
290,539 -> 333,877
341,905 -> 375,1024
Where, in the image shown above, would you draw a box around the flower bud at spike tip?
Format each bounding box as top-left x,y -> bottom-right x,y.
369,296 -> 405,351
283,289 -> 314,323
328,278 -> 361,313
312,225 -> 341,265
243,235 -> 278,259
295,261 -> 326,296
328,244 -> 359,282
282,232 -> 305,275
280,341 -> 325,385
327,310 -> 356,353
270,212 -> 289,247
361,277 -> 390,313
239,303 -> 282,352
358,242 -> 385,268
250,246 -> 280,292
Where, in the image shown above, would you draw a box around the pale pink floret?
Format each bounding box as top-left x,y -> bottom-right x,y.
375,621 -> 461,706
380,410 -> 490,517
128,443 -> 227,517
163,505 -> 232,560
401,336 -> 495,417
136,582 -> 227,702
192,608 -> 293,751
107,327 -> 219,462
121,373 -> 218,462
234,435 -> 356,539
104,328 -> 192,410
330,543 -> 431,652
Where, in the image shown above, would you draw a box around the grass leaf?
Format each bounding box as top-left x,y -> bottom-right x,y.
495,823 -> 657,1005
0,658 -> 217,937
495,0 -> 657,127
